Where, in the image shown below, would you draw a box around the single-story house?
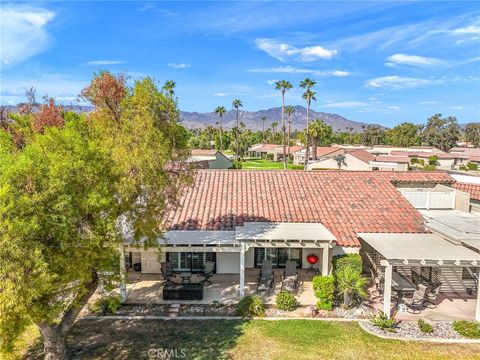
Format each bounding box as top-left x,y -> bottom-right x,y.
370,155 -> 410,171
247,144 -> 281,158
306,149 -> 375,171
293,146 -> 344,165
188,149 -> 233,169
122,170 -> 480,319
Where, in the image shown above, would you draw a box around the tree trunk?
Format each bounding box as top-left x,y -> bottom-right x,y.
281,92 -> 287,170
219,116 -> 223,152
287,118 -> 291,162
38,323 -> 69,360
343,291 -> 353,309
235,110 -> 239,160
304,100 -> 310,167
312,138 -> 317,161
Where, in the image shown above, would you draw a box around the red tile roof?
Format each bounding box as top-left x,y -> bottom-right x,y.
163,170 -> 454,247
454,183 -> 480,201
315,147 -> 343,157
374,155 -> 410,164
347,149 -> 376,163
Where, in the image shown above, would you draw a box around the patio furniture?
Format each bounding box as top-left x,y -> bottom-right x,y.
402,284 -> 428,314
133,262 -> 142,272
370,268 -> 381,295
425,282 -> 442,308
392,272 -> 416,295
466,268 -> 478,296
161,261 -> 177,283
257,260 -> 275,295
163,283 -> 203,300
281,260 -> 299,293
179,272 -> 192,283
200,261 -> 215,286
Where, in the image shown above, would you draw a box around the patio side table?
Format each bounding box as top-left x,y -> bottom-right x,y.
179,272 -> 192,283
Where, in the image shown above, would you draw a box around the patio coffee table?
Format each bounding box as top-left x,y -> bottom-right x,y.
179,272 -> 192,283
163,283 -> 203,300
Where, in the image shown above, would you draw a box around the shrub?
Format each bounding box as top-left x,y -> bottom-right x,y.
275,291 -> 299,311
418,319 -> 434,333
235,295 -> 265,317
233,160 -> 242,169
266,153 -> 274,160
313,275 -> 335,310
453,321 -> 480,339
336,267 -> 368,308
332,254 -> 362,275
370,311 -> 398,332
90,295 -> 121,315
467,162 -> 478,171
428,155 -> 438,166
422,164 -> 437,171
459,164 -> 468,171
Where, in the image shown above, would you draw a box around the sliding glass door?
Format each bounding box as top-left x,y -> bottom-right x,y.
167,252 -> 216,273
254,248 -> 301,268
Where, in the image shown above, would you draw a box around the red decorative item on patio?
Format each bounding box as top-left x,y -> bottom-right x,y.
306,254 -> 318,265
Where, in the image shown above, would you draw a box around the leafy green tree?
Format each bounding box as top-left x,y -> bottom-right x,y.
361,125 -> 387,146
464,123 -> 480,147
275,80 -> 293,169
215,106 -> 226,151
0,73 -> 192,359
232,99 -> 243,159
300,78 -> 317,165
422,114 -> 461,151
309,119 -> 332,159
386,122 -> 421,147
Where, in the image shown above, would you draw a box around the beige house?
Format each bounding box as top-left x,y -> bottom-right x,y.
307,149 -> 374,171
188,149 -> 233,169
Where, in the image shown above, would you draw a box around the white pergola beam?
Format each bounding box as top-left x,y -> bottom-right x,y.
119,244 -> 127,303
239,242 -> 246,297
322,245 -> 330,275
383,263 -> 393,318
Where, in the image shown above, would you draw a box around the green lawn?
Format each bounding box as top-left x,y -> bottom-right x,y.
242,159 -> 304,170
22,319 -> 480,360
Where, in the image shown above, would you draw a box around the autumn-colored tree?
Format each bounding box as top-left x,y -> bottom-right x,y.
32,98 -> 64,133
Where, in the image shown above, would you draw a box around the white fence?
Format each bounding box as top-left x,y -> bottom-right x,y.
402,191 -> 455,210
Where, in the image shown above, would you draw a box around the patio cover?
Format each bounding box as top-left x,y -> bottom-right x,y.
357,233 -> 480,265
463,240 -> 480,251
160,230 -> 238,246
236,222 -> 336,242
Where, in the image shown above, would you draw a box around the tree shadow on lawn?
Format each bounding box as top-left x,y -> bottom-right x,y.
28,318 -> 248,360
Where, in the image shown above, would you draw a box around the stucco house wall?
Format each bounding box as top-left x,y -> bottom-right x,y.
308,154 -> 370,171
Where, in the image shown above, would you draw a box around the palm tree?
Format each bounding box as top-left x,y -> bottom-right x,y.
300,78 -> 317,166
215,106 -> 226,151
271,122 -> 278,143
334,154 -> 347,170
162,80 -> 176,97
275,80 -> 293,170
309,119 -> 332,160
285,106 -> 295,161
336,267 -> 368,308
232,99 -> 243,160
261,116 -> 267,144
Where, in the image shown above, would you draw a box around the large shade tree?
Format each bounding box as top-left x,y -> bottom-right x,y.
0,72 -> 192,359
386,122 -> 421,147
464,123 -> 480,147
422,114 -> 461,151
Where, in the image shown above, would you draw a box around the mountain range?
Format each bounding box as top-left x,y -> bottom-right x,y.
1,104 -> 382,132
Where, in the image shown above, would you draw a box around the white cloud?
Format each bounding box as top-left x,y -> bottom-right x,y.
452,25 -> 480,35
449,105 -> 464,110
168,63 -> 191,69
386,53 -> 447,67
213,92 -> 228,97
266,79 -> 278,85
365,75 -> 440,90
418,100 -> 442,105
254,38 -> 337,62
322,101 -> 370,108
86,60 -> 124,65
0,5 -> 55,65
247,66 -> 350,77
388,105 -> 400,110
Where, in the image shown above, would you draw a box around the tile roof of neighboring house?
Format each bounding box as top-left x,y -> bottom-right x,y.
289,145 -> 304,154
163,170 -> 454,247
347,149 -> 376,163
315,147 -> 343,157
390,151 -> 466,159
470,156 -> 480,162
251,144 -> 281,152
374,155 -> 410,164
453,183 -> 480,201
191,149 -> 218,156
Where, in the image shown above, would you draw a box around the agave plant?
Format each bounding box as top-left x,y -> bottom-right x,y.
336,267 -> 368,308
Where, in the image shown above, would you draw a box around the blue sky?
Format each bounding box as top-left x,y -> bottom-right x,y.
1,1 -> 479,127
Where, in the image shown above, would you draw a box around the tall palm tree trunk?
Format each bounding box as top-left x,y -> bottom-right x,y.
287,115 -> 292,162
235,110 -> 239,160
304,100 -> 311,166
281,92 -> 287,170
219,116 -> 223,152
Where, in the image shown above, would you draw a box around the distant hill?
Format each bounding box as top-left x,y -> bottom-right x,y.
180,106 -> 384,132
1,104 -> 383,132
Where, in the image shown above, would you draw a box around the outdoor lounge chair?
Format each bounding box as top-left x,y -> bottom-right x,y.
161,261 -> 177,283
257,260 -> 275,295
425,282 -> 442,308
200,261 -> 215,285
282,260 -> 299,293
370,268 -> 381,295
402,284 -> 428,314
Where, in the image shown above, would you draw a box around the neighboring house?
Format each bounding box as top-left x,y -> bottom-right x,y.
122,169 -> 480,320
293,146 -> 344,165
269,145 -> 304,162
449,147 -> 480,166
188,149 -> 233,169
370,155 -> 410,171
307,149 -> 374,171
390,151 -> 468,169
247,144 -> 281,158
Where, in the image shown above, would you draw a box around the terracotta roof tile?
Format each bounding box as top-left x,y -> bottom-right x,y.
454,183 -> 480,201
347,149 -> 376,163
163,170 -> 454,246
191,149 -> 218,156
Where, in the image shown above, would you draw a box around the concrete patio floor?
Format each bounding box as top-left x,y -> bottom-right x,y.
367,286 -> 476,322
126,269 -> 318,306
